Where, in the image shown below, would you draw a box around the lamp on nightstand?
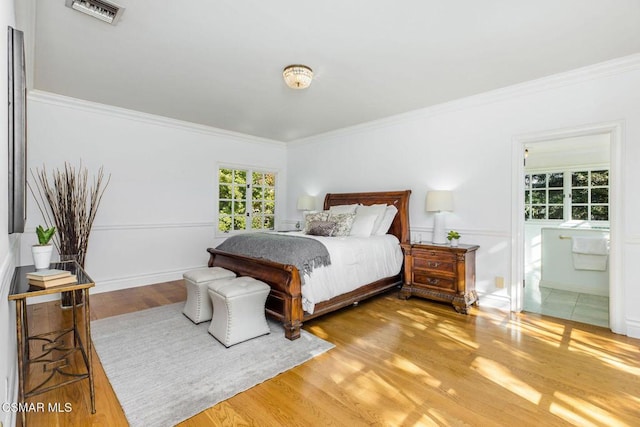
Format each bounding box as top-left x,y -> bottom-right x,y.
426,190 -> 453,244
296,195 -> 316,229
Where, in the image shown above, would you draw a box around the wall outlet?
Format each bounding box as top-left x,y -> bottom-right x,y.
495,276 -> 505,289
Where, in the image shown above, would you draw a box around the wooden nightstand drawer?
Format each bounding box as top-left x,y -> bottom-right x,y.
413,253 -> 456,275
413,272 -> 456,291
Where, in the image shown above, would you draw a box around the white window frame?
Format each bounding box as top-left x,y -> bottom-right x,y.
217,164 -> 278,235
524,165 -> 610,225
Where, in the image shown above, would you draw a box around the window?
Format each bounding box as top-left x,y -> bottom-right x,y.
218,167 -> 276,233
524,168 -> 609,222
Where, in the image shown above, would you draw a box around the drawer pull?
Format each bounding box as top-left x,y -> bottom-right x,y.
427,278 -> 439,285
427,261 -> 440,268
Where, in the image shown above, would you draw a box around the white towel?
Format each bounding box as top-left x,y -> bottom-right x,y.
571,236 -> 609,255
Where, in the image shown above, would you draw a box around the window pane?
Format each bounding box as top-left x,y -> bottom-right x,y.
219,169 -> 232,184
264,188 -> 275,200
218,216 -> 231,232
524,206 -> 531,220
572,206 -> 588,220
572,171 -> 589,187
234,202 -> 246,214
234,170 -> 247,185
591,188 -> 608,203
572,188 -> 588,204
265,173 -> 276,187
219,201 -> 232,215
252,186 -> 263,200
236,185 -> 247,200
591,205 -> 608,221
219,184 -> 231,199
548,206 -> 563,220
591,170 -> 608,186
548,190 -> 563,204
264,202 -> 275,214
531,206 -> 546,219
251,215 -> 262,229
252,172 -> 263,186
264,216 -> 275,230
233,216 -> 246,230
548,173 -> 563,187
524,191 -> 530,203
531,174 -> 546,188
252,201 -> 262,213
531,190 -> 546,204
524,175 -> 530,189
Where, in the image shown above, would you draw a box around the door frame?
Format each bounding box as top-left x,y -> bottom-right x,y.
510,121 -> 624,334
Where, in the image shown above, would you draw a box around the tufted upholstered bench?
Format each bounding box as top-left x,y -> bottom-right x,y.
207,276 -> 271,347
182,267 -> 236,323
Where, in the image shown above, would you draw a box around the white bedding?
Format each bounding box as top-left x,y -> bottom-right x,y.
276,231 -> 403,314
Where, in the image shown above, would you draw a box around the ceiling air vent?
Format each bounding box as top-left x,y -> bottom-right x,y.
65,0 -> 125,25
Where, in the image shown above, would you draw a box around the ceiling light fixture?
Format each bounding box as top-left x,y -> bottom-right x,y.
65,0 -> 125,25
283,65 -> 313,90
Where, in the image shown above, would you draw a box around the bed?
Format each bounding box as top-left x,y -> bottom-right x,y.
207,190 -> 411,340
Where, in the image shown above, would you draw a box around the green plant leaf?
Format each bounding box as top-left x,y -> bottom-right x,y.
36,225 -> 56,245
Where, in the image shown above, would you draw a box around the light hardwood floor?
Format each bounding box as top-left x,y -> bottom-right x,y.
18,281 -> 640,426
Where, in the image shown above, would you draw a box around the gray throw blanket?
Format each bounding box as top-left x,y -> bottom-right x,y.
216,233 -> 331,280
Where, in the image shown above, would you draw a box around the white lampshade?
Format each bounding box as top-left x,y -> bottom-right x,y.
426,190 -> 453,244
297,195 -> 315,211
425,190 -> 454,212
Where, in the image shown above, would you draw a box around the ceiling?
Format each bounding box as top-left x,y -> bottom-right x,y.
29,0 -> 640,142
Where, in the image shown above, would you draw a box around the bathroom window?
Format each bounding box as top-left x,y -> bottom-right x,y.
218,167 -> 276,233
525,168 -> 609,222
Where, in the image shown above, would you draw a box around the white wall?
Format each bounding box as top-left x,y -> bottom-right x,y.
1,3 -> 20,427
21,91 -> 288,299
287,55 -> 640,337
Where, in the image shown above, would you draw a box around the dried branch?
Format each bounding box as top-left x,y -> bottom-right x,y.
28,162 -> 110,267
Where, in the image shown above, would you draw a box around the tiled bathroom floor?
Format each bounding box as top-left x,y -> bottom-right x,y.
524,281 -> 609,327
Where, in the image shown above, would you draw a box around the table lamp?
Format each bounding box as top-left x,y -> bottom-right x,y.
425,190 -> 453,244
296,195 -> 315,229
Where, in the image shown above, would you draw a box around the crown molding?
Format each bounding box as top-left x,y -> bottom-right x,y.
290,53 -> 640,147
27,90 -> 287,148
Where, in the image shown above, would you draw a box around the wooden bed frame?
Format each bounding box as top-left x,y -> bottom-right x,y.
207,190 -> 411,340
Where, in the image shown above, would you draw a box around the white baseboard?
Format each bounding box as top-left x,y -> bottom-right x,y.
477,292 -> 510,311
539,280 -> 609,296
25,266 -> 205,305
626,319 -> 640,339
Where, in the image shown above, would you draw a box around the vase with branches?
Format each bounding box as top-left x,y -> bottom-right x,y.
29,162 -> 110,306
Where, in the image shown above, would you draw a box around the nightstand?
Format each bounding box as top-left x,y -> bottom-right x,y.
400,242 -> 479,314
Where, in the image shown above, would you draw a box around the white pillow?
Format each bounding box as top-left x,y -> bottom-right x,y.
349,213 -> 378,237
374,205 -> 398,235
355,204 -> 387,234
329,204 -> 358,214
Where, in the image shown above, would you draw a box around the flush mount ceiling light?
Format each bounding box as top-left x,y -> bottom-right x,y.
283,65 -> 313,90
65,0 -> 125,25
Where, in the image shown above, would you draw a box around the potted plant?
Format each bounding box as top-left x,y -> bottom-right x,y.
447,230 -> 461,247
32,225 -> 56,270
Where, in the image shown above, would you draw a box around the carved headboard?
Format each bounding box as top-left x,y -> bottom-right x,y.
323,190 -> 411,243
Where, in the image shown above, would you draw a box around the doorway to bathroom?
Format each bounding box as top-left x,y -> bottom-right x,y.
511,122 -> 623,331
522,133 -> 610,326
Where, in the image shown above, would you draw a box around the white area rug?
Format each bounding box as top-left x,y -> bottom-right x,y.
92,303 -> 334,427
